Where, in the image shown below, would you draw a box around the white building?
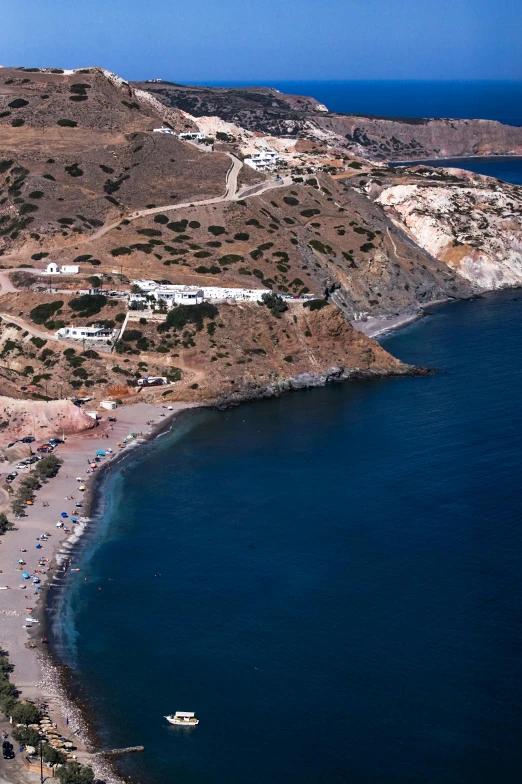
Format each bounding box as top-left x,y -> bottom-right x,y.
244,150 -> 280,171
56,326 -> 114,342
200,286 -> 271,302
43,263 -> 80,275
129,281 -> 272,305
178,131 -> 206,141
153,286 -> 204,306
132,279 -> 159,292
153,127 -> 176,135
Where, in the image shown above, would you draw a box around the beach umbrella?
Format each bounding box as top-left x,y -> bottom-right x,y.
71,517 -> 78,523
26,500 -> 33,505
22,572 -> 30,579
36,543 -> 42,549
17,559 -> 24,564
78,485 -> 86,491
63,742 -> 74,748
96,450 -> 105,456
61,512 -> 68,518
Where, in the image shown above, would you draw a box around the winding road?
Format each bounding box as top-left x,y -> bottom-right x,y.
1,153 -> 291,269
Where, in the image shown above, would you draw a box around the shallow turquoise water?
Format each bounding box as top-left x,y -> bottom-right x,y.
49,289 -> 522,784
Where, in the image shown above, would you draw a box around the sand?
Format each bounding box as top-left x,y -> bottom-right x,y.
0,400 -> 192,780
351,313 -> 421,338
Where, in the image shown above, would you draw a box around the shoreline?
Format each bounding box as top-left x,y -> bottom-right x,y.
0,400 -> 195,783
0,298 -> 465,782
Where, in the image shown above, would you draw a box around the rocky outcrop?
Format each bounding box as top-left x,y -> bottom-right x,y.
213,363 -> 428,409
373,168 -> 522,289
314,116 -> 522,162
0,397 -> 95,448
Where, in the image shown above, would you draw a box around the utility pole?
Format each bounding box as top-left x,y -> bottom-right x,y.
39,739 -> 43,784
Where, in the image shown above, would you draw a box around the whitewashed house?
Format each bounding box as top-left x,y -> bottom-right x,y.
153,127 -> 176,135
56,326 -> 114,341
152,286 -> 204,306
244,150 -> 280,171
43,263 -> 80,275
200,286 -> 271,302
178,131 -> 206,141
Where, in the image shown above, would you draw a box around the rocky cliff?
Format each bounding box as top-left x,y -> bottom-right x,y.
367,167 -> 522,289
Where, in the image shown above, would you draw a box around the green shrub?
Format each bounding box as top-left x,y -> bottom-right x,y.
234,232 -> 250,241
162,302 -> 218,332
64,163 -> 83,177
208,225 -> 226,236
360,242 -> 375,252
110,246 -> 131,256
300,209 -> 320,218
57,119 -> 78,127
167,219 -> 188,232
189,220 -> 200,229
219,254 -> 243,265
138,228 -> 162,237
11,118 -> 25,127
35,454 -> 62,479
69,294 -> 107,316
8,98 -> 28,108
261,293 -> 288,318
30,300 -> 63,325
283,196 -> 299,206
309,240 -> 332,254
122,329 -> 143,341
154,214 -> 169,224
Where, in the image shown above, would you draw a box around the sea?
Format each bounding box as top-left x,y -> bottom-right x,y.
48,84 -> 522,784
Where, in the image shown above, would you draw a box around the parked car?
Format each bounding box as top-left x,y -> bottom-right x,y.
7,442 -> 17,448
2,741 -> 14,759
15,463 -> 28,470
48,438 -> 63,446
6,472 -> 18,482
21,436 -> 35,443
37,446 -> 52,453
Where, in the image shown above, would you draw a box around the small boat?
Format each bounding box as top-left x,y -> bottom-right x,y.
165,712 -> 199,726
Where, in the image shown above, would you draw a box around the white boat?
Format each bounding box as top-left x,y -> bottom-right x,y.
165,712 -> 199,726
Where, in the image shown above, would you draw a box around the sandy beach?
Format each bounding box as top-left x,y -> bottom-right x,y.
351,312 -> 421,338
0,400 -> 192,781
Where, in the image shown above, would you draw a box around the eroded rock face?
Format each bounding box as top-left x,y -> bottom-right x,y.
0,397 -> 95,448
375,170 -> 522,289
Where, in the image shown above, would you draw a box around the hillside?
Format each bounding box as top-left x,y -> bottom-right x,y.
0,65 -> 521,416
136,81 -> 522,161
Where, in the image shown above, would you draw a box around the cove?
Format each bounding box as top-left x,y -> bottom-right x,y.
50,289 -> 522,784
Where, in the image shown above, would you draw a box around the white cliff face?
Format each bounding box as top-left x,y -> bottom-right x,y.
375,170 -> 522,290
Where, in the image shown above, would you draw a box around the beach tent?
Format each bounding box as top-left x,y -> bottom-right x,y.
36,544 -> 42,549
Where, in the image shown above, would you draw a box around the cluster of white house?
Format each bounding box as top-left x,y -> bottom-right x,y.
244,150 -> 280,171
130,280 -> 271,306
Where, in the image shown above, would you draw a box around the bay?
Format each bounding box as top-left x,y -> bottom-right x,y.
50,289 -> 522,783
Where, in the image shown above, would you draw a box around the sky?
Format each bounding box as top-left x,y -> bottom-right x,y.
1,0 -> 521,82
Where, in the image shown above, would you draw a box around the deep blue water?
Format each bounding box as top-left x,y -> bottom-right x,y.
390,157 -> 522,186
191,80 -> 522,127
51,289 -> 522,784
